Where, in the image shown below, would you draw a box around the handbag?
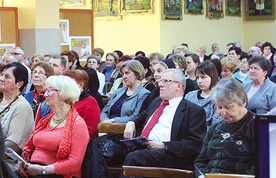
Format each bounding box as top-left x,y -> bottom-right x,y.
95,134 -> 127,165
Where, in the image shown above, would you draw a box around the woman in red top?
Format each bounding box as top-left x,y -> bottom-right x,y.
65,70 -> 100,138
18,76 -> 89,178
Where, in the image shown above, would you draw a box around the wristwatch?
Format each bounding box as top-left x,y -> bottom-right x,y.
41,166 -> 47,175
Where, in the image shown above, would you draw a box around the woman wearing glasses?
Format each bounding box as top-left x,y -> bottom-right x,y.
86,54 -> 105,95
18,76 -> 89,178
25,62 -> 54,125
0,62 -> 34,171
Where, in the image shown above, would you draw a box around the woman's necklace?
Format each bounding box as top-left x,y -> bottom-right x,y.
47,112 -> 69,131
0,96 -> 19,117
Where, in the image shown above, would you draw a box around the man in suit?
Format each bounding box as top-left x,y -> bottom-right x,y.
122,69 -> 207,175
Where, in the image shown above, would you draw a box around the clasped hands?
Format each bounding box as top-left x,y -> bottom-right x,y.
124,121 -> 165,150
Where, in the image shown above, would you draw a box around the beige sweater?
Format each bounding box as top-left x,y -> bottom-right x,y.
0,95 -> 34,170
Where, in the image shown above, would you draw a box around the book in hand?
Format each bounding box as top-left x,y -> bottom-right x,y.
5,147 -> 29,165
121,136 -> 149,147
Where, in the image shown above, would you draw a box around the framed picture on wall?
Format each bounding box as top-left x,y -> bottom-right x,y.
69,36 -> 92,61
226,0 -> 241,16
59,0 -> 84,7
184,0 -> 203,14
161,0 -> 182,20
245,0 -> 275,21
206,0 -> 224,19
0,43 -> 15,59
120,0 -> 153,14
93,0 -> 122,21
59,19 -> 70,46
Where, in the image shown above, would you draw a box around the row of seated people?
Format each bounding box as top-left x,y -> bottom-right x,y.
1,42 -> 273,177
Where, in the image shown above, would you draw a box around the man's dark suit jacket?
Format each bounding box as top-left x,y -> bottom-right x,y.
132,96 -> 207,169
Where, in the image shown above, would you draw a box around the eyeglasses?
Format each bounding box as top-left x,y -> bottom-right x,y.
10,52 -> 22,56
45,88 -> 58,94
32,70 -> 46,76
158,79 -> 180,86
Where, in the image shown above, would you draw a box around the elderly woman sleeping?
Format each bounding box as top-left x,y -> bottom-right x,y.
194,78 -> 255,178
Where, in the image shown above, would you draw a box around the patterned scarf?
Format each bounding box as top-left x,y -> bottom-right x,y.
22,107 -> 79,178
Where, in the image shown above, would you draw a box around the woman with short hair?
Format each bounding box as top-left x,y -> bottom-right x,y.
101,60 -> 149,123
25,61 -> 54,124
0,62 -> 34,171
65,70 -> 100,138
86,54 -> 105,95
18,76 -> 89,177
243,55 -> 276,114
194,78 -> 255,177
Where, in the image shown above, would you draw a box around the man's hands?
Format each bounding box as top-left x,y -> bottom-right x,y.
143,141 -> 165,150
124,121 -> 136,139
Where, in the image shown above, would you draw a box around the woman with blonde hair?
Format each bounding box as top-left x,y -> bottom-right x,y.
18,76 -> 89,177
220,57 -> 237,79
101,60 -> 149,123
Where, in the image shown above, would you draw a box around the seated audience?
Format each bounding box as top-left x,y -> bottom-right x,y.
174,45 -> 189,57
148,52 -> 165,72
210,58 -> 222,78
65,70 -> 100,138
102,53 -> 118,94
70,50 -> 82,70
197,44 -> 210,62
185,61 -> 222,127
233,55 -> 251,83
220,57 -> 236,79
86,54 -> 105,95
30,54 -> 44,68
139,61 -> 168,113
194,78 -> 255,178
185,53 -> 201,89
135,51 -> 145,57
113,50 -> 124,59
261,41 -> 275,67
25,62 -> 54,124
100,60 -> 150,123
93,47 -> 106,72
243,55 -> 276,114
169,54 -> 196,95
60,50 -> 76,70
0,62 -> 34,171
106,55 -> 132,97
82,67 -> 105,110
134,56 -> 156,91
248,46 -> 261,57
1,53 -> 18,65
18,76 -> 89,178
122,69 -> 206,174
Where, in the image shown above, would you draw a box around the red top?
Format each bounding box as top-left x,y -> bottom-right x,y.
30,116 -> 89,177
74,95 -> 100,138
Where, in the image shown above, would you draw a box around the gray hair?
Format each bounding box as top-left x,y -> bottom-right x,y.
249,46 -> 261,54
51,55 -> 67,68
45,75 -> 80,105
87,54 -> 101,64
147,52 -> 165,61
211,78 -> 248,106
153,61 -> 168,69
162,69 -> 186,91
